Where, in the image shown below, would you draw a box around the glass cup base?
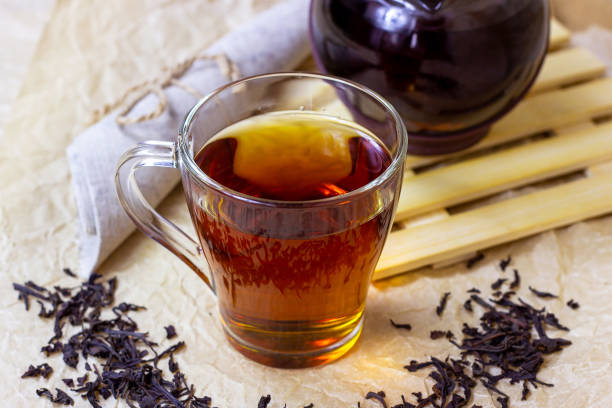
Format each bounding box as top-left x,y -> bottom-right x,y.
221,314 -> 364,368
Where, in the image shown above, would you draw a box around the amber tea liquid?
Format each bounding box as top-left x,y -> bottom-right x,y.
192,111 -> 393,367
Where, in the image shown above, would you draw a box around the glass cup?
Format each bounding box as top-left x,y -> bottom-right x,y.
115,73 -> 408,368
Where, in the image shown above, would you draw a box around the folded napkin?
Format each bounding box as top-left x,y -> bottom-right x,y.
67,0 -> 310,277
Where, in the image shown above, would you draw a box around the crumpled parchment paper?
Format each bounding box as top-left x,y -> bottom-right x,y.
552,0 -> 612,31
1,1 -> 612,407
0,0 -> 54,138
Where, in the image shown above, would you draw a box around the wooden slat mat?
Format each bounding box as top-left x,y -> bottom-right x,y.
375,19 -> 612,279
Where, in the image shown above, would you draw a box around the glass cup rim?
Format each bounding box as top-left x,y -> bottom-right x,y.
178,72 -> 408,208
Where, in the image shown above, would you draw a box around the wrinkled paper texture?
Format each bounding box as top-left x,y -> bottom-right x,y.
1,1 -> 612,407
552,0 -> 612,31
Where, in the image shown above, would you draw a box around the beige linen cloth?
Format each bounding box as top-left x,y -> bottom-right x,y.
1,1 -> 612,407
66,0 -> 310,278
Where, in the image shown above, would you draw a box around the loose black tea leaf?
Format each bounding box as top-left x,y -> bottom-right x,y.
390,319 -> 412,331
467,288 -> 480,294
529,286 -> 558,299
54,389 -> 74,406
499,256 -> 512,271
61,343 -> 78,368
168,351 -> 179,373
193,396 -> 212,408
304,404 -> 314,408
436,292 -> 451,317
365,391 -> 387,408
41,341 -> 62,356
491,279 -> 507,290
404,360 -> 433,372
521,380 -> 530,400
165,324 -> 177,339
35,387 -> 74,405
492,291 -> 516,304
258,395 -> 272,408
411,391 -> 438,406
430,330 -> 446,340
62,378 -> 74,388
428,330 -> 454,341
63,268 -> 77,278
13,283 -> 46,311
463,300 -> 473,312
567,299 -> 580,310
36,388 -> 54,402
22,363 -> 53,379
391,394 -> 415,408
510,269 -> 521,289
497,396 -> 509,408
466,253 -> 484,269
76,374 -> 88,387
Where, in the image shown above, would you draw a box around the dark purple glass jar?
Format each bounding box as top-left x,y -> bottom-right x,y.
309,0 -> 550,155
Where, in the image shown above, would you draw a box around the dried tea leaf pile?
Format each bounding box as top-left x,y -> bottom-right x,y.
378,258 -> 576,408
14,271 -> 222,407
14,257 -> 575,408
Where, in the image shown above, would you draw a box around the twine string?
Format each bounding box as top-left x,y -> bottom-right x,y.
89,54 -> 240,126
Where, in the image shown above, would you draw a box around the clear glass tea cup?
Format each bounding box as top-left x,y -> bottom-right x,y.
115,73 -> 407,368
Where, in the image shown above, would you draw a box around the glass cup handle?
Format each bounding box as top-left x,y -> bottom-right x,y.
115,140 -> 215,294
